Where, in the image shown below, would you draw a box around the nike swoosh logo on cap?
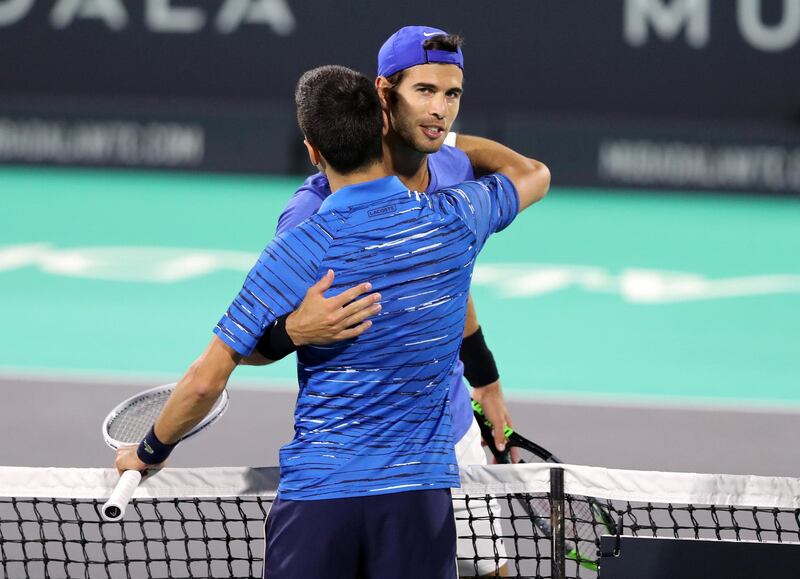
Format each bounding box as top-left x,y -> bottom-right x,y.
423,31 -> 441,36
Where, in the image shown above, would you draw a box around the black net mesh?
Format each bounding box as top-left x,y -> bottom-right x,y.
454,492 -> 800,578
0,496 -> 270,579
2,467 -> 799,578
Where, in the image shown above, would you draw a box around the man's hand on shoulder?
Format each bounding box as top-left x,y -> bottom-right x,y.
243,270 -> 381,365
287,269 -> 382,346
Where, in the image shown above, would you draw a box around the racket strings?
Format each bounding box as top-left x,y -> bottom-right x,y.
106,392 -> 171,445
508,443 -> 615,569
565,498 -> 611,553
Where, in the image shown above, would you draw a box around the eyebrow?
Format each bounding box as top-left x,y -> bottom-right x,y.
413,82 -> 464,95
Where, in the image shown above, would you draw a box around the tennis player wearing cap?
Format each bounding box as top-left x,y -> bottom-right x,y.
247,26 -> 514,577
252,63 -> 547,578
114,61 -> 549,577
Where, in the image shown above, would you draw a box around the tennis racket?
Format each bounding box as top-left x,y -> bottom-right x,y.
472,400 -> 616,571
101,383 -> 229,522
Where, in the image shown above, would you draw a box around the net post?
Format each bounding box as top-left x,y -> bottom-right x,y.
550,466 -> 566,579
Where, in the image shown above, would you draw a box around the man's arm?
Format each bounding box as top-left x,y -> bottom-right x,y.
241,176 -> 380,365
115,216 -> 336,473
240,270 -> 381,366
456,135 -> 550,211
114,336 -> 240,474
461,295 -> 512,452
453,135 -> 546,451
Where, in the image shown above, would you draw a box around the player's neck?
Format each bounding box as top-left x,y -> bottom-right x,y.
383,135 -> 429,193
326,161 -> 390,193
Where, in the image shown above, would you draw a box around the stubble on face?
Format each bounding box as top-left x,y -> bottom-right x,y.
389,96 -> 440,154
386,64 -> 463,155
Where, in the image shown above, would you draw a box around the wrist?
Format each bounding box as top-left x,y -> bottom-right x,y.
459,326 -> 499,388
472,380 -> 500,399
136,425 -> 177,465
284,311 -> 304,346
256,314 -> 299,360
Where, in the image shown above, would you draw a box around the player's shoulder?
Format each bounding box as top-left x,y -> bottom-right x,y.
292,172 -> 331,204
280,209 -> 333,237
270,210 -> 338,264
277,172 -> 332,235
427,145 -> 474,191
438,173 -> 506,195
434,173 -> 516,211
429,144 -> 470,169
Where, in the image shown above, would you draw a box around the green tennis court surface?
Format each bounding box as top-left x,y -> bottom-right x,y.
1,166 -> 798,408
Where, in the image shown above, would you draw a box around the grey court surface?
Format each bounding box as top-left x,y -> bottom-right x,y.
2,375 -> 798,479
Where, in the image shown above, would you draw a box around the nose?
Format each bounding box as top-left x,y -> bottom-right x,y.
429,93 -> 447,120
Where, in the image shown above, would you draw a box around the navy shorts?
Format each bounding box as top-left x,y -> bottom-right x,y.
263,488 -> 456,579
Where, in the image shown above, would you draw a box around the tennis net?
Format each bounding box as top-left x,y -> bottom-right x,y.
1,463 -> 799,578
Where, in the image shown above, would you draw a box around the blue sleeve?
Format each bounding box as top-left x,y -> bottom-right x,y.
214,218 -> 330,356
437,173 -> 519,252
275,173 -> 330,235
427,145 -> 474,191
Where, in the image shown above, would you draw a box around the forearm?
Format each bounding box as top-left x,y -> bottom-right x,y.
456,134 -> 550,210
154,378 -> 223,444
459,297 -> 512,450
460,296 -> 499,388
463,293 -> 479,337
154,337 -> 239,444
240,350 -> 277,366
457,134 -> 525,175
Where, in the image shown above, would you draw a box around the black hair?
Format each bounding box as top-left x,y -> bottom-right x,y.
385,33 -> 465,89
295,65 -> 383,175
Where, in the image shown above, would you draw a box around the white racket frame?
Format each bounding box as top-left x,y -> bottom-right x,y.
100,383 -> 229,522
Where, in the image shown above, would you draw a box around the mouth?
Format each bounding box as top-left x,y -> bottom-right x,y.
420,125 -> 446,140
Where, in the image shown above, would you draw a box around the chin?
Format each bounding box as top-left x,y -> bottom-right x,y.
414,139 -> 444,154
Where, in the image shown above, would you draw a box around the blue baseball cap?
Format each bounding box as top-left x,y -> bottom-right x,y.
377,26 -> 464,79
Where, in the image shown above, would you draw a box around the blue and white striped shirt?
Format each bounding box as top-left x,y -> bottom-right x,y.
215,174 -> 519,500
275,145 -> 478,443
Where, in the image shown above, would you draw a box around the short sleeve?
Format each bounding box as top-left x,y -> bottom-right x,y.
275,173 -> 330,235
214,219 -> 330,356
427,145 -> 475,191
436,173 -> 519,251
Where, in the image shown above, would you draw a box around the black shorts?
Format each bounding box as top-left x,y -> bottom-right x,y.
263,488 -> 456,579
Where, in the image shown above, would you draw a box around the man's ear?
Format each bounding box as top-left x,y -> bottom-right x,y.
304,139 -> 323,168
382,108 -> 390,137
375,76 -> 391,110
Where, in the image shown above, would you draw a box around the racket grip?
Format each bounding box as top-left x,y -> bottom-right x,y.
102,470 -> 142,522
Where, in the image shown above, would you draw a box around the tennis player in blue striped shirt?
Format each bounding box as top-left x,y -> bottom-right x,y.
115,64 -> 549,577
247,27 -> 519,577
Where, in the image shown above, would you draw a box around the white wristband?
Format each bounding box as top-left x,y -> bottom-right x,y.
443,131 -> 457,147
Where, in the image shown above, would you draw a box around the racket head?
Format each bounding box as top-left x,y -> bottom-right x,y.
471,400 -> 618,571
102,383 -> 229,449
